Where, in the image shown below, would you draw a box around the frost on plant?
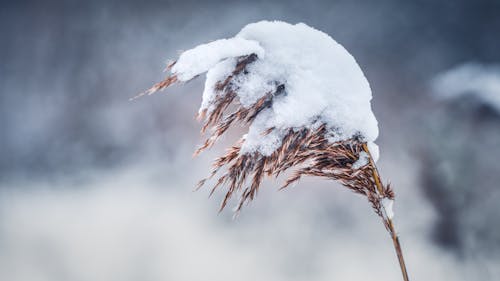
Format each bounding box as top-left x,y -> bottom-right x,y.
141,20 -> 409,281
140,20 -> 393,215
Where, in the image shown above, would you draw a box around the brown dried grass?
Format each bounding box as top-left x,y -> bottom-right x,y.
141,53 -> 410,281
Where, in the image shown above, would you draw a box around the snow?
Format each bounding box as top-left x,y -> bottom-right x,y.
201,58 -> 238,111
352,151 -> 369,169
432,62 -> 500,113
367,141 -> 380,163
172,38 -> 264,81
172,20 -> 379,156
381,198 -> 394,219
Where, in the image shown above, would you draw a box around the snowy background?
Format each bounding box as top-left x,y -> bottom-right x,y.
1,0 -> 499,280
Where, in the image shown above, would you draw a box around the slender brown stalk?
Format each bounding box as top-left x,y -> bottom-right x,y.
388,221 -> 410,281
363,143 -> 410,281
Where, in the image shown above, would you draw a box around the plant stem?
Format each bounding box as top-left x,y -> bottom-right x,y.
387,219 -> 410,281
362,143 -> 410,281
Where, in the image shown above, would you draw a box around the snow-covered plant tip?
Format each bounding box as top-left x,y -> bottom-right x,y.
139,21 -> 409,281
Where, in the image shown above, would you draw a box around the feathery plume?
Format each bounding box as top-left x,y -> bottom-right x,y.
139,21 -> 409,281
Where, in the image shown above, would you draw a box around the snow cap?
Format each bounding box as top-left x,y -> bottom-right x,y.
171,21 -> 379,157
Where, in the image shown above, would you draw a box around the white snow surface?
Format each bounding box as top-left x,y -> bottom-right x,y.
352,151 -> 369,169
381,198 -> 395,219
172,21 -> 379,156
432,62 -> 500,113
367,141 -> 380,162
171,38 -> 264,81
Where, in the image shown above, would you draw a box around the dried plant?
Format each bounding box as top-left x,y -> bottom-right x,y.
140,52 -> 410,281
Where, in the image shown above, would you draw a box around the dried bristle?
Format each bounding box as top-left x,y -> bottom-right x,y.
130,63 -> 178,101
146,53 -> 393,214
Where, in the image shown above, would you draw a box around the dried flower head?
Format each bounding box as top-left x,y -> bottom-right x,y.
143,53 -> 393,215
139,21 -> 409,281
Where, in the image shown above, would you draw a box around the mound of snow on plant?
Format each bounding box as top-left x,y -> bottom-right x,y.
171,20 -> 379,158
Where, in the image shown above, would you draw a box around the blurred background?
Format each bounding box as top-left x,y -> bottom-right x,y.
1,0 -> 499,280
